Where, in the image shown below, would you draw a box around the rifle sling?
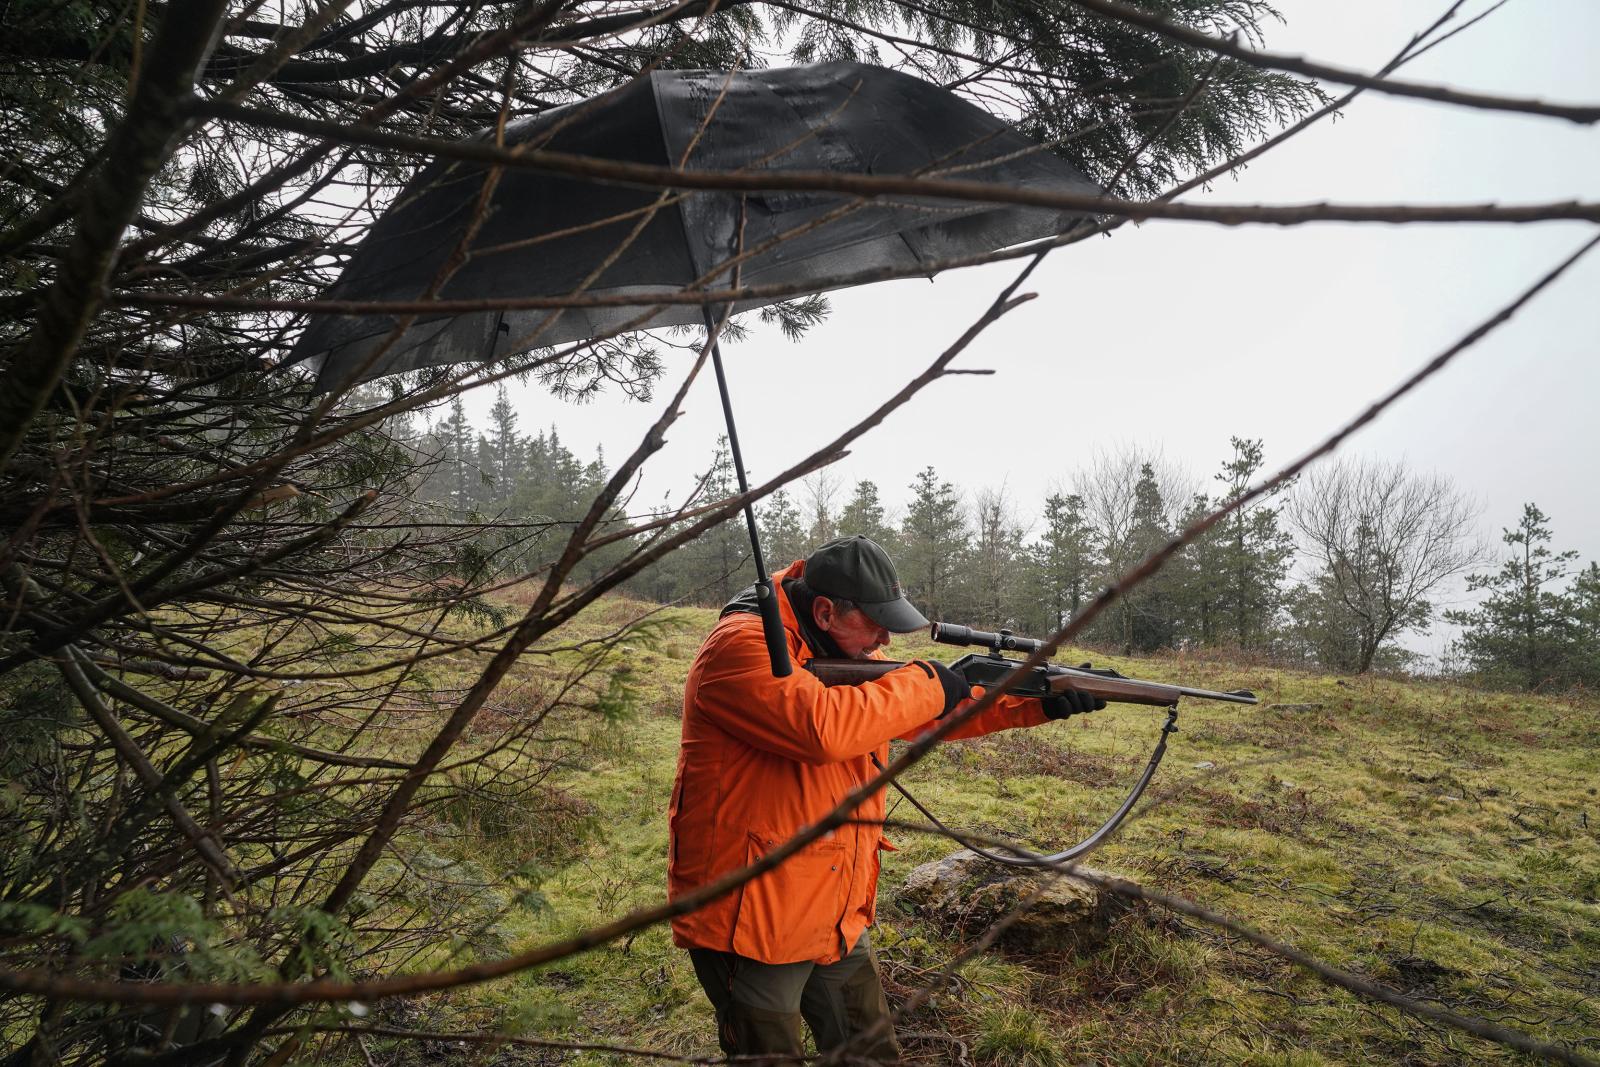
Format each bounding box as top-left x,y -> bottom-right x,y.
871,706 -> 1180,869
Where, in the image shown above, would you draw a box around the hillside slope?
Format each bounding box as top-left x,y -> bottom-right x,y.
378,597 -> 1600,1066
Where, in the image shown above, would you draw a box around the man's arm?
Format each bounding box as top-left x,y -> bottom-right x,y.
899,691 -> 1049,743
692,615 -> 950,764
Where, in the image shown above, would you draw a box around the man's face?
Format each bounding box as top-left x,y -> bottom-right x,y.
813,597 -> 890,659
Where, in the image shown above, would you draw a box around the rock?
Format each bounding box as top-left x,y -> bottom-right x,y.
898,849 -> 1132,954
1265,702 -> 1324,712
1193,760 -> 1216,770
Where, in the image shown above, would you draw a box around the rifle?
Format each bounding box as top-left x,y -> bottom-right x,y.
803,622 -> 1258,868
806,623 -> 1258,710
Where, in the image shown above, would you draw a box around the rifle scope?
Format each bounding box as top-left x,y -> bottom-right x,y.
930,623 -> 1046,656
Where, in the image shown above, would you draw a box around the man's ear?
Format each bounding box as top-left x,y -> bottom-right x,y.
812,596 -> 835,631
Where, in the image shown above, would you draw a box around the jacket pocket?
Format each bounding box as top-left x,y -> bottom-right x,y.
731,831 -> 849,964
668,778 -> 685,869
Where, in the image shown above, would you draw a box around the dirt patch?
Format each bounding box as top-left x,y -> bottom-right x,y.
964,730 -> 1128,788
1187,780 -> 1343,839
1385,953 -> 1462,994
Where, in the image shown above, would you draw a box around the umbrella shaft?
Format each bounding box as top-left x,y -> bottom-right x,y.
702,307 -> 792,679
702,309 -> 769,581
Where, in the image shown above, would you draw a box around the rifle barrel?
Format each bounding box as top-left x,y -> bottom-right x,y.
1172,683 -> 1258,705
1046,667 -> 1257,706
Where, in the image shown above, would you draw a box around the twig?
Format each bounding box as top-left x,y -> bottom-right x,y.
1065,0 -> 1600,124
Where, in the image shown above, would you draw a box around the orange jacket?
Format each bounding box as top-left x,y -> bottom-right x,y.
668,559 -> 1047,964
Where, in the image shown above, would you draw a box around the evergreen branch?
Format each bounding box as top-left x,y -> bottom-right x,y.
0,491 -> 377,675
55,649 -> 249,895
72,655 -> 415,771
0,0 -> 234,474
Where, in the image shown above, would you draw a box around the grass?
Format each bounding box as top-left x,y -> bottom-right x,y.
347,596 -> 1599,1065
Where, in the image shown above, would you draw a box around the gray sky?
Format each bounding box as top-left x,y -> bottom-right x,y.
464,0 -> 1600,654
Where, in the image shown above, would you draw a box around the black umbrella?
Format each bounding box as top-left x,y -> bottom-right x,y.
293,61 -> 1100,675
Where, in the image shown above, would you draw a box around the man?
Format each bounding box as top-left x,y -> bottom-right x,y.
667,535 -> 1102,1061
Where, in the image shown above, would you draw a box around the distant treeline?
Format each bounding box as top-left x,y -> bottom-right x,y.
410,390 -> 1599,691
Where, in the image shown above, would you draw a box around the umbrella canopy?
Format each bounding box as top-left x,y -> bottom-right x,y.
293,60 -> 1100,388
293,61 -> 1102,678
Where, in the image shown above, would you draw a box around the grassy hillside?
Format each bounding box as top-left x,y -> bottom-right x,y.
365,596 -> 1600,1066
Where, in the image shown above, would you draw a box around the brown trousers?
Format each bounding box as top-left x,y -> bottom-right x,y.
688,933 -> 901,1063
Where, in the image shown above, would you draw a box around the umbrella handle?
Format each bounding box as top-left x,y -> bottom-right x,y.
754,577 -> 792,679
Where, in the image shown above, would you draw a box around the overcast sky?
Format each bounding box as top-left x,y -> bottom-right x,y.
460,0 -> 1600,657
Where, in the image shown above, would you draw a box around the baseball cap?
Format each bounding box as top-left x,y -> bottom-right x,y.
804,535 -> 929,633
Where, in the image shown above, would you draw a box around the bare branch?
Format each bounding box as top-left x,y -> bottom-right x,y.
1065,0 -> 1600,124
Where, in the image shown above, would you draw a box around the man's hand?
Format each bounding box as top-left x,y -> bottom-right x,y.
1040,689 -> 1107,719
927,661 -> 974,717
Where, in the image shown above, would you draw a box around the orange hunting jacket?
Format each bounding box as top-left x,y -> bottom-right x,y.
668,558 -> 1046,965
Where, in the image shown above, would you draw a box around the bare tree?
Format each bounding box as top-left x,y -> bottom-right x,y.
1287,458 -> 1484,672
802,468 -> 843,548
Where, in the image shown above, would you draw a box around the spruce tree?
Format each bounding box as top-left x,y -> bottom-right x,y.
899,467 -> 969,621
546,428 -> 587,514
1212,438 -> 1295,649
441,395 -> 477,513
758,489 -> 809,571
966,487 -> 1027,627
474,434 -> 496,511
1122,462 -> 1177,652
680,439 -> 749,605
487,384 -> 522,507
1446,504 -> 1581,690
1033,491 -> 1098,634
1173,490 -> 1227,647
1568,563 -> 1600,686
839,480 -> 897,549
1075,449 -> 1189,652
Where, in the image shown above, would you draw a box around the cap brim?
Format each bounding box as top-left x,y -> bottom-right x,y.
858,596 -> 930,634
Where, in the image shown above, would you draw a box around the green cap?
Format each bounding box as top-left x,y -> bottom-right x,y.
804,535 -> 929,633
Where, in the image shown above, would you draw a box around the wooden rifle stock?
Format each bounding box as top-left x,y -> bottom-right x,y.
804,659 -> 905,687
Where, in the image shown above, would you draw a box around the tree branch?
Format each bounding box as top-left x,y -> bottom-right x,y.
1065,0 -> 1600,124
198,99 -> 1600,230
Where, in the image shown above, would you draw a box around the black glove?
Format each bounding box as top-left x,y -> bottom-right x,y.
925,661 -> 972,718
1040,688 -> 1106,720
